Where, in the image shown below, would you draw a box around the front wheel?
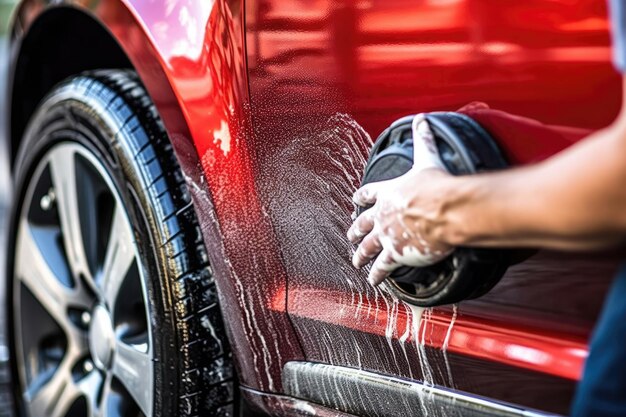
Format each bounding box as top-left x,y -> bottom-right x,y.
7,70 -> 236,417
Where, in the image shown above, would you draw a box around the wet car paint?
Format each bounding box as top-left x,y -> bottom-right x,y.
10,0 -> 303,399
244,0 -> 621,414
8,0 -> 624,415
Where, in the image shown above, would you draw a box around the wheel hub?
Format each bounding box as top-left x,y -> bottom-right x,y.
89,305 -> 115,370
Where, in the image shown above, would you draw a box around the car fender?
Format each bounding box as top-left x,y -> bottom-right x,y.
9,0 -> 303,395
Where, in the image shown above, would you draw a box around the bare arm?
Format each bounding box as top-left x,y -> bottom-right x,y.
348,78 -> 626,284
440,108 -> 626,250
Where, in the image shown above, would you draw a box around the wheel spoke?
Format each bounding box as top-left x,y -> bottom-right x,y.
76,369 -> 102,417
26,363 -> 80,417
99,373 -> 113,417
112,340 -> 153,417
16,221 -> 78,328
101,205 -> 136,309
48,147 -> 92,280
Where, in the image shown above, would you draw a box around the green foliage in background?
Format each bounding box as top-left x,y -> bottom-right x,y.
0,0 -> 17,36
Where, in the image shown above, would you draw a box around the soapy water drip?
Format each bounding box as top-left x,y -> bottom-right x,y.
405,303 -> 430,416
255,113 -> 460,406
442,304 -> 458,388
174,111 -> 460,410
171,128 -> 296,392
256,112 -> 373,291
182,176 -> 275,389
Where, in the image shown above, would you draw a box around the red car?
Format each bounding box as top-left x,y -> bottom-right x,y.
4,0 -> 621,416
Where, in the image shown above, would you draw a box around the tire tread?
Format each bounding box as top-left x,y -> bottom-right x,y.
80,70 -> 236,415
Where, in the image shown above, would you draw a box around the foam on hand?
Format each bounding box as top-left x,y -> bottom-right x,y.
411,114 -> 446,172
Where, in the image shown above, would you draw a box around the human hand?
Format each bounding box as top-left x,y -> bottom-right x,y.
348,115 -> 456,286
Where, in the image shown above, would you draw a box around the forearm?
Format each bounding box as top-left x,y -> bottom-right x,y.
438,123 -> 626,250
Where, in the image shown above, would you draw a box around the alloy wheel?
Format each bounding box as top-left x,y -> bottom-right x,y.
12,142 -> 154,417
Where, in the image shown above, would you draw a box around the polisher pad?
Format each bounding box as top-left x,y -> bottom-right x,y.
359,112 -> 510,306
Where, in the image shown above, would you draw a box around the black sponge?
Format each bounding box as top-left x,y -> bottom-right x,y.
359,112 -> 510,306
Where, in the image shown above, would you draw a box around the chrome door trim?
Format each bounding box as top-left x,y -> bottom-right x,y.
283,362 -> 562,417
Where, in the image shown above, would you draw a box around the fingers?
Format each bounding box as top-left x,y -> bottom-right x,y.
347,209 -> 375,244
412,115 -> 443,171
352,230 -> 383,268
352,183 -> 379,207
456,101 -> 490,112
367,249 -> 399,286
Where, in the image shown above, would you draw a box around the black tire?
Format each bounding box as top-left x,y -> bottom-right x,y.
7,70 -> 236,416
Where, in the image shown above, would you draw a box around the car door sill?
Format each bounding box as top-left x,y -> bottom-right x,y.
282,362 -> 562,417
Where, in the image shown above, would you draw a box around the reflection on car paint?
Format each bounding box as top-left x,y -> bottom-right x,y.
10,0 -> 626,414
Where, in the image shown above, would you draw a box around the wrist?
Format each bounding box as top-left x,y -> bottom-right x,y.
407,174 -> 475,247
434,175 -> 495,247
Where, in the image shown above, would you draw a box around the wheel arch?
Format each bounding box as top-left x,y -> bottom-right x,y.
9,7 -> 128,166
8,3 -> 191,167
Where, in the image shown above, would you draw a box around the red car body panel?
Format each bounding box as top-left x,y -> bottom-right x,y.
11,0 -> 303,396
9,0 -> 624,414
245,0 -> 621,413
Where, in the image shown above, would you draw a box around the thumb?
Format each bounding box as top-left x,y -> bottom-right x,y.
411,114 -> 445,172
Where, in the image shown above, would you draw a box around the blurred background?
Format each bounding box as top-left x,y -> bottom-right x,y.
0,0 -> 18,413
0,0 -> 12,201
1,0 -> 13,200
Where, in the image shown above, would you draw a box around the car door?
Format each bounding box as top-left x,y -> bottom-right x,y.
244,0 -> 621,414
